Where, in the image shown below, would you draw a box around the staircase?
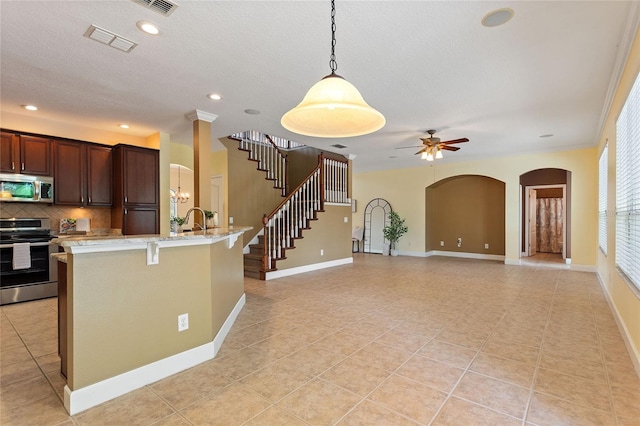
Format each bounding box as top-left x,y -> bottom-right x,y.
234,134 -> 349,279
232,130 -> 302,197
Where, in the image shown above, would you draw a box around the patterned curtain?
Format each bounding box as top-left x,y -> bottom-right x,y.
536,198 -> 563,253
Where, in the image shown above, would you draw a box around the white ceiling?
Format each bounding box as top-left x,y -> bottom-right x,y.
1,1 -> 638,172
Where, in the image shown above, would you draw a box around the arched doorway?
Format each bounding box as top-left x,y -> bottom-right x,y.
520,168 -> 571,265
363,198 -> 392,254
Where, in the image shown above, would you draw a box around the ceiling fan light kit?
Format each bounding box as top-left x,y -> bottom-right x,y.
396,129 -> 469,161
281,0 -> 385,138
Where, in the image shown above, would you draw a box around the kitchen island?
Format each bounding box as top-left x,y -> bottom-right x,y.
53,226 -> 251,415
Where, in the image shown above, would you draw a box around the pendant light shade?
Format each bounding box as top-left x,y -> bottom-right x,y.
281,73 -> 385,138
281,0 -> 385,138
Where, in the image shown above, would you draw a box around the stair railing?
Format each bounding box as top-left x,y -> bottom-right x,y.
261,154 -> 349,271
232,130 -> 288,196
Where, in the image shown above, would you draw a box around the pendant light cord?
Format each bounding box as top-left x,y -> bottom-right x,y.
329,0 -> 337,74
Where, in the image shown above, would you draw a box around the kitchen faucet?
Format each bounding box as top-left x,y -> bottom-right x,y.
183,207 -> 207,232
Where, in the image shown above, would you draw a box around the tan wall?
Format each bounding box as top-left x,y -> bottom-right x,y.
353,147 -> 597,267
276,205 -> 352,270
425,175 -> 505,255
66,236 -> 244,390
597,27 -> 640,371
68,246 -> 212,389
220,137 -> 284,242
286,147 -> 348,190
211,235 -> 244,332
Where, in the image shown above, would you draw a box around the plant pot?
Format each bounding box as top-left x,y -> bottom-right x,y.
390,249 -> 398,256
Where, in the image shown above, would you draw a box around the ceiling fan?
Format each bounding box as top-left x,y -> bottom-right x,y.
396,129 -> 469,161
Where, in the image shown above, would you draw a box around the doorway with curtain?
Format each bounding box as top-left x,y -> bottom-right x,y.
524,185 -> 566,263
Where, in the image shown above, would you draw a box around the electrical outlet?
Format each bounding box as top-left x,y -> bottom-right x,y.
320,249 -> 324,256
344,217 -> 348,223
178,313 -> 189,332
228,216 -> 233,225
485,243 -> 489,249
457,237 -> 462,247
440,241 -> 444,247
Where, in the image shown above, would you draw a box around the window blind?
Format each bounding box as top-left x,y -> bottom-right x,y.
599,144 -> 608,254
616,72 -> 640,291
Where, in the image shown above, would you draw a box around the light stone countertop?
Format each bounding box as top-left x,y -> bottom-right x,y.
52,226 -> 252,254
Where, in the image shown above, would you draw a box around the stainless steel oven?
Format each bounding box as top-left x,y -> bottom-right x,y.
0,218 -> 57,305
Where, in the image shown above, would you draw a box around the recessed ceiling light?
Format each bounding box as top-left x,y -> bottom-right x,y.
119,124 -> 130,129
136,20 -> 160,35
244,109 -> 260,115
482,8 -> 514,27
22,105 -> 38,111
208,93 -> 222,100
539,134 -> 554,138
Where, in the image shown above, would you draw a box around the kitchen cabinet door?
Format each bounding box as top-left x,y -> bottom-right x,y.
19,135 -> 51,176
122,147 -> 158,206
0,132 -> 18,173
53,140 -> 85,205
86,145 -> 112,206
122,207 -> 159,235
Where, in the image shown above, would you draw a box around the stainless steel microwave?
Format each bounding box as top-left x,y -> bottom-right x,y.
0,173 -> 54,203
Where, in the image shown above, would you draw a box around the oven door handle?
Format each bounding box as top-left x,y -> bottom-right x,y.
0,242 -> 52,248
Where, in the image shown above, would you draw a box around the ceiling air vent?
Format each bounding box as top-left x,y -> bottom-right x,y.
84,25 -> 137,53
131,0 -> 178,16
331,144 -> 348,149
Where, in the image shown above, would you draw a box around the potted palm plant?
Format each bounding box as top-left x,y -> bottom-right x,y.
383,211 -> 408,256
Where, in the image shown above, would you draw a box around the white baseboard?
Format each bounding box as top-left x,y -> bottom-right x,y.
64,293 -> 246,416
596,272 -> 640,378
396,250 -> 429,258
504,258 -> 522,266
265,257 -> 353,280
426,250 -> 506,262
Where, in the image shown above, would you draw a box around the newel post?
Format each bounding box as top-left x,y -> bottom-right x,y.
262,214 -> 269,271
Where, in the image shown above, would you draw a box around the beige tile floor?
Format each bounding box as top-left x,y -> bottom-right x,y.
1,255 -> 639,425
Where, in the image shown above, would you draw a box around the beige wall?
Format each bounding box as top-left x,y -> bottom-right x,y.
353,147 -> 597,267
66,236 -> 244,390
68,246 -> 212,389
276,205 -> 352,270
425,175 -> 505,255
220,137 -> 284,243
597,27 -> 640,371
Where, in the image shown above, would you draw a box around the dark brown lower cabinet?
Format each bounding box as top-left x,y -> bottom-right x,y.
122,207 -> 159,235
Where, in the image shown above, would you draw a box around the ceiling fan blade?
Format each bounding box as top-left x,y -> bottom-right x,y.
440,145 -> 460,151
441,138 -> 469,145
395,145 -> 424,150
414,148 -> 427,155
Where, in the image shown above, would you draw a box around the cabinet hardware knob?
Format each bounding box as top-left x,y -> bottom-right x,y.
81,196 -> 84,203
125,196 -> 128,203
11,162 -> 14,170
88,197 -> 91,204
21,163 -> 25,171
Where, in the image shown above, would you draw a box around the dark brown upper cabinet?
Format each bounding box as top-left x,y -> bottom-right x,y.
0,132 -> 51,176
111,145 -> 159,235
53,140 -> 112,207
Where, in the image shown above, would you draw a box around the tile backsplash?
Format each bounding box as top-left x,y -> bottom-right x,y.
0,203 -> 111,232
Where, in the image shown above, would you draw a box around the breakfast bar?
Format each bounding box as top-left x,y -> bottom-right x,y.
53,226 -> 251,415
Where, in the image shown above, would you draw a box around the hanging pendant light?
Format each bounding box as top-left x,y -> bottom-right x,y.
171,165 -> 190,204
281,0 -> 385,138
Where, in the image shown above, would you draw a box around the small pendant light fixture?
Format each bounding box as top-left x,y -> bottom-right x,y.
281,0 -> 385,138
171,165 -> 190,204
